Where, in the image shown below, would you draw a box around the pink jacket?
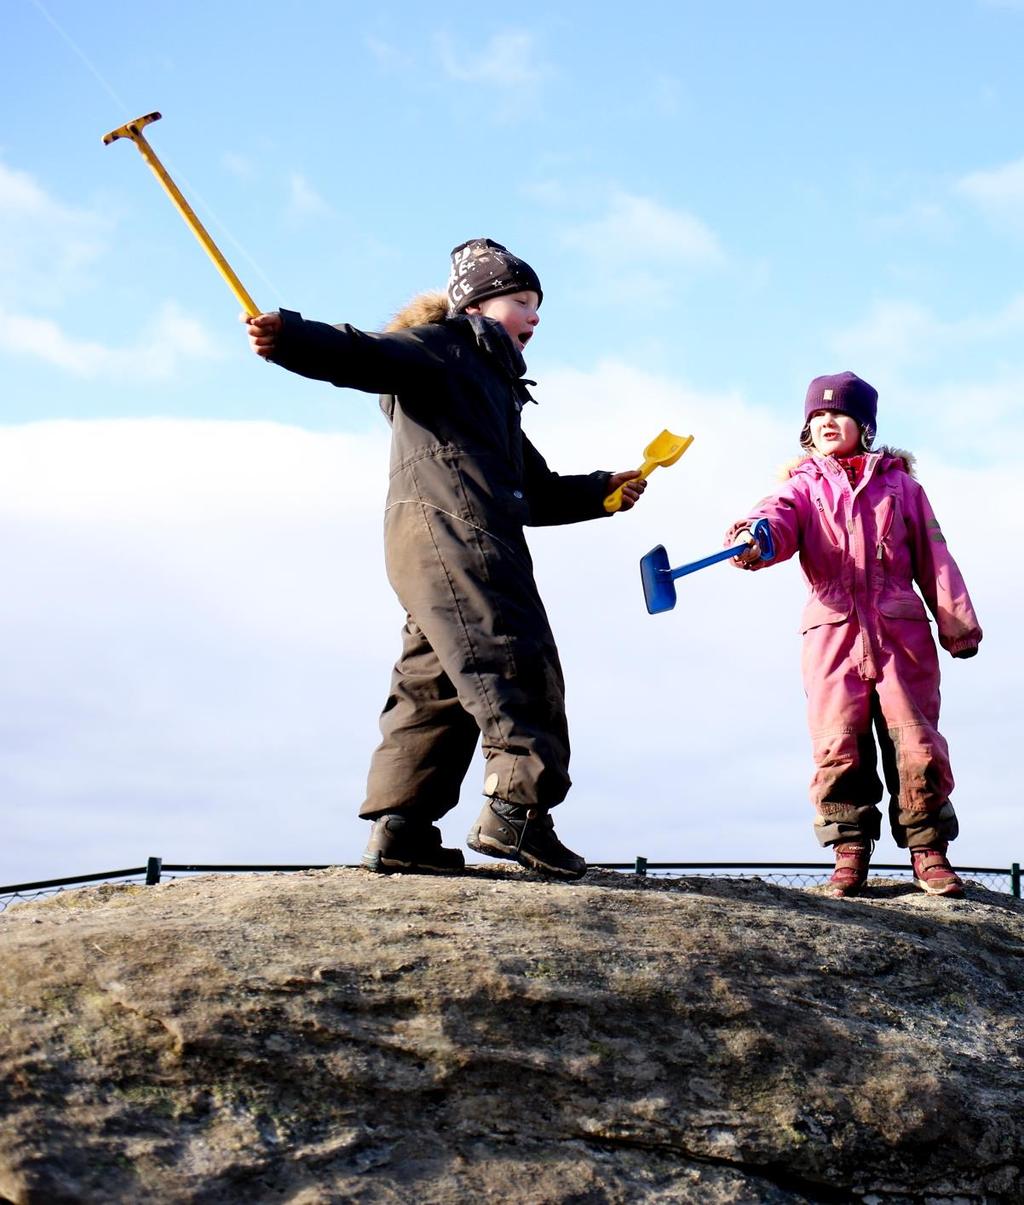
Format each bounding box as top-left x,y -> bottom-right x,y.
730,449 -> 982,661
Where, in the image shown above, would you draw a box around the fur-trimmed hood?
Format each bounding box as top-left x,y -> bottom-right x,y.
382,289 -> 530,385
386,291 -> 449,333
779,446 -> 916,482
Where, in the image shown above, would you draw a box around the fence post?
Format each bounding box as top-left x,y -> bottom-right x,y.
1012,863 -> 1021,899
146,857 -> 163,886
635,856 -> 648,878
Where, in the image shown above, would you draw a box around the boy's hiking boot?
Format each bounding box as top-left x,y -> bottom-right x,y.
825,841 -> 872,898
911,845 -> 964,897
362,814 -> 465,875
467,799 -> 587,881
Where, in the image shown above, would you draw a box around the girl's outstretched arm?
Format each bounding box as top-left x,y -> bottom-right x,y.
724,482 -> 807,570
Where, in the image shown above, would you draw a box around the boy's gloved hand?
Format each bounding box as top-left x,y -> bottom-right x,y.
244,311 -> 282,359
606,471 -> 647,511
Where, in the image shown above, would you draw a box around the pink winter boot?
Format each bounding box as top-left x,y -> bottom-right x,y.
910,845 -> 964,897
825,842 -> 872,898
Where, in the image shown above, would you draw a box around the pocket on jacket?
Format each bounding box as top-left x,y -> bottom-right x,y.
878,591 -> 928,621
799,597 -> 851,634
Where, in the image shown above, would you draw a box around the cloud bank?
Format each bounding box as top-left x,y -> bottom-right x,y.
1,367 -> 1012,886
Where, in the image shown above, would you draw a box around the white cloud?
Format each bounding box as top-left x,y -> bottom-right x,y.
522,178 -> 576,207
436,28 -> 549,89
0,384 -> 1015,887
830,294 -> 1024,366
222,152 -> 256,180
881,374 -> 1024,458
0,160 -> 108,307
0,300 -> 221,380
564,191 -> 724,268
558,190 -> 725,305
0,160 -> 221,383
286,172 -> 331,221
827,296 -> 1024,456
365,34 -> 414,72
648,73 -> 685,118
872,200 -> 955,239
830,299 -> 938,366
0,419 -> 381,521
956,155 -> 1024,232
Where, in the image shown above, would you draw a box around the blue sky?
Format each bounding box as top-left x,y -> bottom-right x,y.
1,1 -> 1021,883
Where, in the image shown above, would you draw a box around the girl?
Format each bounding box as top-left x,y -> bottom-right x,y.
726,372 -> 981,898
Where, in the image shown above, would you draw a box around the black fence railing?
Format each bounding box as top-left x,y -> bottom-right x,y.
0,856 -> 1020,913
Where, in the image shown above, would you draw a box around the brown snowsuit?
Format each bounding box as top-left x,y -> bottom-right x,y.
268,293 -> 611,821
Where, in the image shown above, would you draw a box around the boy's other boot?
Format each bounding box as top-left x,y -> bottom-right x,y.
825,841 -> 873,898
910,843 -> 964,897
467,798 -> 586,881
362,814 -> 465,874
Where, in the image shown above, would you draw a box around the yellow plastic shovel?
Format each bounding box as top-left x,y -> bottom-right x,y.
102,112 -> 260,318
603,429 -> 694,513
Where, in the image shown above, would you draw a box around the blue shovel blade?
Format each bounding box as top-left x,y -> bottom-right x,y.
640,545 -> 676,614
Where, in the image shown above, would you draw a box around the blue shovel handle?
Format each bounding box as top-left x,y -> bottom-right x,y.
640,519 -> 774,615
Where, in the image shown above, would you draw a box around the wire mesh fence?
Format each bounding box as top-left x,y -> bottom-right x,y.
1,855 -> 1019,912
0,868 -> 153,913
598,860 -> 1019,895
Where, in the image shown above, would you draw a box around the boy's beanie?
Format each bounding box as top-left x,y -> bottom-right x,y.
804,371 -> 878,433
447,238 -> 543,313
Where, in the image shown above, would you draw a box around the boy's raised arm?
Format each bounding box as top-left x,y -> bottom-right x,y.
244,308 -> 445,395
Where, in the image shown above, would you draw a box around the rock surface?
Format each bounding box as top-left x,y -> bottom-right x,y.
0,866 -> 1021,1203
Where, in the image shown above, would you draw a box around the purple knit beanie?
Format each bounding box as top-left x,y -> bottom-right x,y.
447,238 -> 543,314
804,371 -> 878,434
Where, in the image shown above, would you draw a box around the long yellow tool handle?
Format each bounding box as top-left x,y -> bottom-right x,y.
102,112 -> 260,318
603,432 -> 694,513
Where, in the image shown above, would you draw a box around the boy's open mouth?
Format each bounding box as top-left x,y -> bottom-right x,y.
519,332 -> 532,346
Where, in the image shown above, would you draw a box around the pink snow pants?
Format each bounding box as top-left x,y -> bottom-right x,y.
803,615 -> 958,849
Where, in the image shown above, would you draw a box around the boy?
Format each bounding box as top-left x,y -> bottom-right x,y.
246,238 -> 646,880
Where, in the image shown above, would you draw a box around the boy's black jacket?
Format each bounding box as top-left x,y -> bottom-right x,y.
271,308 -> 611,535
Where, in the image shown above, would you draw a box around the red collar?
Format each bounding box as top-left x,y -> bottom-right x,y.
836,454 -> 866,486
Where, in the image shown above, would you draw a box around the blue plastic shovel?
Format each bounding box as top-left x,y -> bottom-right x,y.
640,518 -> 775,615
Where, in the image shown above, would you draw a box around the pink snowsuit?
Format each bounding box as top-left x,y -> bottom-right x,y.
729,449 -> 981,849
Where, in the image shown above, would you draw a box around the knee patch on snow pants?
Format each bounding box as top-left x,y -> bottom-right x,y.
813,803 -> 883,849
890,800 -> 959,849
807,681 -> 956,849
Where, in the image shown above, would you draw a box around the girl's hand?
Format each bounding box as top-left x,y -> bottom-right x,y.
728,527 -> 762,567
607,470 -> 647,511
244,311 -> 282,359
735,540 -> 762,567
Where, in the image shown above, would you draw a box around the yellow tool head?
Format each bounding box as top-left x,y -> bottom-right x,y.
102,111 -> 162,146
643,430 -> 694,468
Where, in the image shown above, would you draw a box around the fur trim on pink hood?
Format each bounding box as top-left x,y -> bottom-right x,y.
778,446 -> 916,482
